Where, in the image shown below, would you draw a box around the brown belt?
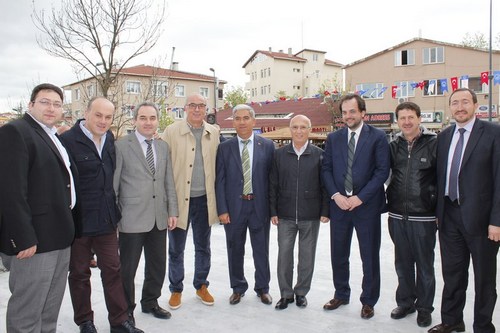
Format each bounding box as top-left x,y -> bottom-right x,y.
241,194 -> 254,200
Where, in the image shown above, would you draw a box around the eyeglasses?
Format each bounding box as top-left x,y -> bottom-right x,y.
36,99 -> 63,109
290,125 -> 310,131
187,103 -> 207,110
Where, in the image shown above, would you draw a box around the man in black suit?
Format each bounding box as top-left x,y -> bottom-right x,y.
428,88 -> 500,333
61,97 -> 143,333
0,83 -> 78,332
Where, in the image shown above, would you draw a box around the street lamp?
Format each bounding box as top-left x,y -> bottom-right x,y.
209,68 -> 217,123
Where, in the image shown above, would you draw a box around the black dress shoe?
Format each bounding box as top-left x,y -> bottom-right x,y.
275,297 -> 294,310
229,292 -> 244,305
323,298 -> 349,310
361,304 -> 374,319
427,322 -> 465,333
79,320 -> 97,333
142,305 -> 171,319
128,312 -> 135,325
390,306 -> 416,319
417,311 -> 432,327
295,295 -> 307,308
259,293 -> 273,305
110,319 -> 144,333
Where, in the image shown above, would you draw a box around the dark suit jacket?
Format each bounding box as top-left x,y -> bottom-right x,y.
0,114 -> 77,255
321,124 -> 390,219
436,119 -> 500,235
215,135 -> 275,225
60,119 -> 121,236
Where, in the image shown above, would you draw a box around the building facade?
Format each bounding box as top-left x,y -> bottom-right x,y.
243,48 -> 343,103
344,37 -> 500,131
63,64 -> 226,135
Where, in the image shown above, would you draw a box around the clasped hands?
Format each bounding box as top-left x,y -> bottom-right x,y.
333,194 -> 362,211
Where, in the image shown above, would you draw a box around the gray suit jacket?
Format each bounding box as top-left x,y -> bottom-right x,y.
114,133 -> 178,233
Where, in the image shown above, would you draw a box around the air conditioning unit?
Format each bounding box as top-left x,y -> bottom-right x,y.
398,97 -> 408,104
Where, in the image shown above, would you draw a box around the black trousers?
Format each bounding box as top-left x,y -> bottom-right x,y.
439,199 -> 499,333
388,216 -> 437,313
119,225 -> 167,312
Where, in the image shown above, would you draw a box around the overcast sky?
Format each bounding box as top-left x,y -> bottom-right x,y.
0,0 -> 496,111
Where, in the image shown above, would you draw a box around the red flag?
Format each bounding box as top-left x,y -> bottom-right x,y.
418,82 -> 425,90
481,71 -> 489,85
391,85 -> 397,99
450,77 -> 458,91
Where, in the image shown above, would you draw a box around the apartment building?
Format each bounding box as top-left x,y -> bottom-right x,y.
344,37 -> 500,131
63,64 -> 226,133
243,48 -> 343,102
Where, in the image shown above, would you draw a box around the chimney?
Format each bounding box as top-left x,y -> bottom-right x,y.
268,47 -> 272,52
288,48 -> 292,55
172,62 -> 179,70
279,49 -> 283,53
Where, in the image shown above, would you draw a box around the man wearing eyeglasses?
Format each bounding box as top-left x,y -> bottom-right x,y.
0,83 -> 78,332
269,115 -> 330,310
161,93 -> 220,310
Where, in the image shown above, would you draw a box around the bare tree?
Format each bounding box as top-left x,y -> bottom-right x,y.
32,0 -> 166,99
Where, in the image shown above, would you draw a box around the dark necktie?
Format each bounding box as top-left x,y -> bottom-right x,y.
448,128 -> 465,202
145,139 -> 155,175
242,140 -> 252,194
344,132 -> 356,193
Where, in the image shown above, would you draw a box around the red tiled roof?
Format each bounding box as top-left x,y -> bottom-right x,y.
215,97 -> 334,131
117,65 -> 227,83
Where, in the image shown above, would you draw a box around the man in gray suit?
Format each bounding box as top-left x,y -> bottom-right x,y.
114,102 -> 179,321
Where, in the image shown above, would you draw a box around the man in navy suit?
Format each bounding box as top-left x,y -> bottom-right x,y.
428,88 -> 500,333
321,93 -> 390,319
216,104 -> 275,306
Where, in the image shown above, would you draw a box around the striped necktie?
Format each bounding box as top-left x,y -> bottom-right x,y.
344,132 -> 356,193
145,139 -> 155,174
242,140 -> 252,194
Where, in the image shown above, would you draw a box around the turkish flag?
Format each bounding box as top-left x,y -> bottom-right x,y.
481,71 -> 489,85
450,77 -> 458,91
391,85 -> 397,99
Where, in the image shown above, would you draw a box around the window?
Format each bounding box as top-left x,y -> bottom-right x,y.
151,81 -> 168,97
423,46 -> 444,64
423,79 -> 444,96
393,81 -> 416,98
199,87 -> 209,98
75,88 -> 80,101
395,49 -> 415,66
172,107 -> 184,119
312,53 -> 319,61
293,85 -> 301,90
267,68 -> 271,76
87,84 -> 95,97
355,83 -> 385,99
464,76 -> 488,93
175,85 -> 185,97
293,68 -> 301,73
121,104 -> 135,118
126,81 -> 141,94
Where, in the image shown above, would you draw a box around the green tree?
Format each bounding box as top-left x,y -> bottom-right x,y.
224,86 -> 248,108
462,31 -> 500,49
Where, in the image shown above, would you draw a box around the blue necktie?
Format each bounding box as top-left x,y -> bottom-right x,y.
448,128 -> 465,202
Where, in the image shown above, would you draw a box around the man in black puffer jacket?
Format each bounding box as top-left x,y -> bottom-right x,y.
386,102 -> 437,328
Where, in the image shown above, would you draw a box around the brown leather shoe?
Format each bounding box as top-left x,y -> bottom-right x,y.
427,322 -> 465,333
361,304 -> 374,319
259,293 -> 273,305
323,298 -> 349,310
229,292 -> 244,305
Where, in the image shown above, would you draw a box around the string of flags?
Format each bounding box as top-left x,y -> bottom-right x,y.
246,71 -> 500,106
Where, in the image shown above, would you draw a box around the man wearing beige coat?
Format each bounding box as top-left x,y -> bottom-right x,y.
114,102 -> 178,322
161,93 -> 220,309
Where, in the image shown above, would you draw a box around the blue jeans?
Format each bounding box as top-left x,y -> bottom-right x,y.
168,195 -> 211,292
